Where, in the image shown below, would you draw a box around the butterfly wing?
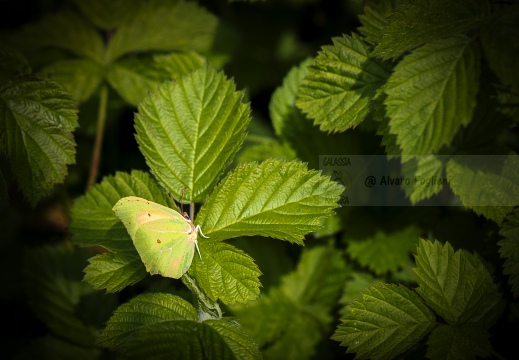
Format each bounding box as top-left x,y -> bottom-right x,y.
113,196 -> 196,278
135,219 -> 196,279
113,196 -> 185,238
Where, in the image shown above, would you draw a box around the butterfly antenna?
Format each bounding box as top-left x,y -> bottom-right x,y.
195,225 -> 209,239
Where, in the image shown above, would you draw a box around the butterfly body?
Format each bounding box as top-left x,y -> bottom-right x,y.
113,196 -> 205,279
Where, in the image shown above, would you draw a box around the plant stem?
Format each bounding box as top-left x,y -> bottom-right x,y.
190,201 -> 195,221
182,273 -> 222,321
87,85 -> 108,189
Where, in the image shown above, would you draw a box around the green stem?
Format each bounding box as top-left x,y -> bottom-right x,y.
182,273 -> 222,321
190,201 -> 195,221
87,85 -> 108,189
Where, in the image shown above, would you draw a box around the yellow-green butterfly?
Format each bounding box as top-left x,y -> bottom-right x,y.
113,196 -> 208,279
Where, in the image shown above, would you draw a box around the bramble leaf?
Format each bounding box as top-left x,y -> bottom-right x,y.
0,47 -> 31,78
346,226 -> 421,275
119,319 -> 261,360
401,156 -> 445,203
480,5 -> 519,91
333,283 -> 435,360
70,170 -> 176,292
338,272 -> 382,314
135,65 -> 250,202
0,77 -> 78,205
196,159 -> 344,244
358,0 -> 398,44
237,140 -> 297,164
372,0 -> 489,60
426,324 -> 493,360
498,209 -> 519,297
413,239 -> 502,327
15,11 -> 105,63
154,51 -> 207,78
96,293 -> 197,349
22,245 -> 98,347
72,0 -> 132,30
40,58 -> 103,103
296,34 -> 392,132
106,58 -> 169,106
446,155 -> 519,224
106,0 -> 218,61
234,246 -> 348,360
384,36 -> 480,157
270,58 -> 351,169
188,240 -> 262,306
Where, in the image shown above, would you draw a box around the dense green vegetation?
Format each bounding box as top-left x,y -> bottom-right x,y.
1,0 -> 518,359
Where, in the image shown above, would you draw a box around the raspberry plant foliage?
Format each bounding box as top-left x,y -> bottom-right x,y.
70,64 -> 343,358
2,0 -> 519,359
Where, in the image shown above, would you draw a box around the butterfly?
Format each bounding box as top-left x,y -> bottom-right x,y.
113,196 -> 208,279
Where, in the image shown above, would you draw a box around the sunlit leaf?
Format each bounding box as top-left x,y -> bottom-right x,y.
135,65 -> 250,202
196,159 -> 344,244
189,240 -> 262,306
384,36 -> 480,157
333,283 -> 435,360
297,34 -> 392,132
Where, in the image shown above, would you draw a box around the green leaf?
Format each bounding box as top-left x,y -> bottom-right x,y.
270,58 -> 352,169
154,51 -> 207,78
188,240 -> 262,306
332,284 -> 435,360
401,156 -> 445,203
262,313 -> 322,360
296,34 -> 392,132
72,0 -> 133,29
237,140 -> 297,164
196,159 -> 344,244
233,287 -> 293,349
358,0 -> 398,44
234,246 -> 347,360
446,155 -> 519,224
135,65 -> 250,202
498,209 -> 519,298
22,245 -> 97,347
339,272 -> 382,312
106,0 -> 218,61
480,5 -> 519,91
413,239 -> 502,327
16,11 -> 105,63
384,36 -> 480,157
119,319 -> 261,360
0,76 -> 78,205
376,112 -> 401,159
96,293 -> 197,349
0,47 -> 31,79
280,245 -> 349,311
107,57 -> 169,106
70,170 -> 176,292
39,58 -> 103,103
372,0 -> 489,60
496,87 -> 519,123
203,319 -> 262,360
346,226 -> 421,275
426,324 -> 493,360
